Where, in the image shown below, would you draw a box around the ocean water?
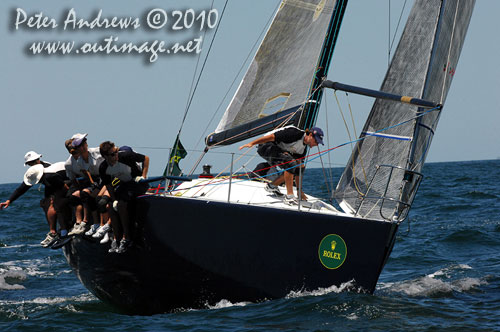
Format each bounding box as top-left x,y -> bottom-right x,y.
0,159 -> 499,331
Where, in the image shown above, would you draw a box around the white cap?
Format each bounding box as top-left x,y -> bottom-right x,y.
71,133 -> 88,147
24,151 -> 42,165
23,164 -> 44,186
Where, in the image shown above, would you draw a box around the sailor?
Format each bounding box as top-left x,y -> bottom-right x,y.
98,141 -> 149,253
0,151 -> 71,247
64,137 -> 87,236
239,125 -> 324,205
68,133 -> 109,242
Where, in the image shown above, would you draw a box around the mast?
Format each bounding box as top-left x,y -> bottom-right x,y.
298,0 -> 348,130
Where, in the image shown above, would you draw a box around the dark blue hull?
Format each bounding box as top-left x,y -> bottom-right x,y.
64,195 -> 398,315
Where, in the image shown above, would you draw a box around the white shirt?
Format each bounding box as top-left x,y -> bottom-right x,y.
76,147 -> 104,176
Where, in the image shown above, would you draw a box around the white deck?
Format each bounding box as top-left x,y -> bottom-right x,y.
164,177 -> 353,217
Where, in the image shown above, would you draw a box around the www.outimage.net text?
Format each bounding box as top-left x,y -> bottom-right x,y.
13,7 -> 219,63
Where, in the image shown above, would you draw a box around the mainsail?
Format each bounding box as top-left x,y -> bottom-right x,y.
206,0 -> 347,147
335,0 -> 475,221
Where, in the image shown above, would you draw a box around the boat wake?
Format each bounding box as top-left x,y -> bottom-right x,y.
195,281 -> 358,311
379,264 -> 486,296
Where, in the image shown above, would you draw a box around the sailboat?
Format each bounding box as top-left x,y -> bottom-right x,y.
63,0 -> 475,315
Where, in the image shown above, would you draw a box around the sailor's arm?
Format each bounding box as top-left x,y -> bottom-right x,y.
239,134 -> 276,150
141,156 -> 150,179
0,183 -> 31,209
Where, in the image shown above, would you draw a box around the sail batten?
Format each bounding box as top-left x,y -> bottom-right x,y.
334,0 -> 475,222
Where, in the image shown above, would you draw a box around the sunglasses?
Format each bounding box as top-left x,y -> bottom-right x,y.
104,150 -> 118,157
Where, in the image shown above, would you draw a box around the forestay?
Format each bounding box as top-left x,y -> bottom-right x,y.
335,0 -> 475,221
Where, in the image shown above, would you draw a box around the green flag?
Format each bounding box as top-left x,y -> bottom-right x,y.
164,137 -> 187,177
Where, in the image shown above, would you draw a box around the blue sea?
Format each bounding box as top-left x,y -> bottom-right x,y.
1,160 -> 499,331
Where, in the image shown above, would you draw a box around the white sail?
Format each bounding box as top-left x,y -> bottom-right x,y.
215,0 -> 339,134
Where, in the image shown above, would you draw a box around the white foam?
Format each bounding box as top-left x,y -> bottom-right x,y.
286,280 -> 356,299
206,299 -> 250,310
0,292 -> 96,306
380,264 -> 484,296
0,268 -> 27,290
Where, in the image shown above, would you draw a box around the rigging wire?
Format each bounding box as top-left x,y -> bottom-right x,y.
322,94 -> 335,192
388,0 -> 408,66
175,0 -> 229,139
345,92 -> 368,187
165,106 -> 441,196
333,91 -> 367,196
184,0 -> 216,120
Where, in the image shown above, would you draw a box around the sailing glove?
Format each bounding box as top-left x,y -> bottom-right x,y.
134,176 -> 145,183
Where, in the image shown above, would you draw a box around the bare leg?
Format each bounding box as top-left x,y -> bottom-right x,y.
284,171 -> 294,195
271,174 -> 285,187
46,201 -> 57,233
295,168 -> 307,200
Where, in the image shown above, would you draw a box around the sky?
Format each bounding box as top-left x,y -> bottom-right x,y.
0,0 -> 498,184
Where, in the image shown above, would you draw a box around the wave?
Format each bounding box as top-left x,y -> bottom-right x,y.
192,280 -> 358,312
379,264 -> 486,296
285,280 -> 357,298
0,269 -> 27,290
0,293 -> 96,307
206,299 -> 251,310
461,191 -> 498,199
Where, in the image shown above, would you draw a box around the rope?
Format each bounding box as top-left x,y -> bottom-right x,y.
333,91 -> 367,196
345,92 -> 369,188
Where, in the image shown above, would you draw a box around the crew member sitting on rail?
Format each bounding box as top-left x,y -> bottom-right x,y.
65,137 -> 87,236
70,133 -> 111,243
99,141 -> 149,254
239,126 -> 324,205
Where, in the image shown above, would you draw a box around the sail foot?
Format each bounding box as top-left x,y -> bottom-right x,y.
206,106 -> 301,148
321,80 -> 442,109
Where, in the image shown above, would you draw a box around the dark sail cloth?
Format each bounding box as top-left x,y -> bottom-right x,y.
99,148 -> 149,201
257,126 -> 307,176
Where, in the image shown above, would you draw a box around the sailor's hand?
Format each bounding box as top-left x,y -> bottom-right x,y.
239,143 -> 253,150
134,176 -> 145,183
112,200 -> 119,211
0,200 -> 10,210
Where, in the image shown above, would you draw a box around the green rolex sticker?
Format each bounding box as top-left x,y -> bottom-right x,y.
318,234 -> 347,269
